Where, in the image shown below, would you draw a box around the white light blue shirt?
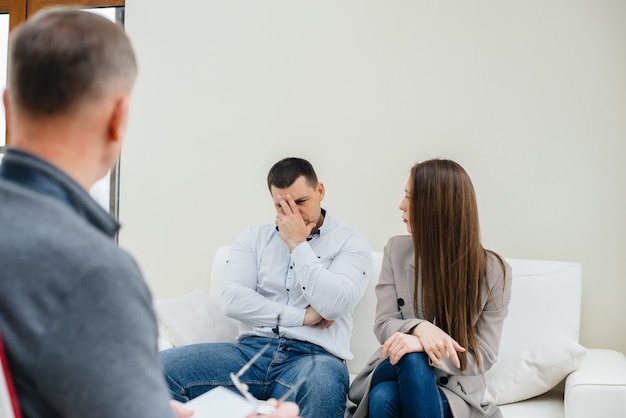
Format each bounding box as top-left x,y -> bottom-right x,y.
221,212 -> 372,360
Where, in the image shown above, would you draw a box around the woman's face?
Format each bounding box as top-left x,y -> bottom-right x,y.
399,176 -> 412,234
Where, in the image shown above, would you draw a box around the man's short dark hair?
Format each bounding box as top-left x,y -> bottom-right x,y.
267,157 -> 319,191
8,7 -> 137,116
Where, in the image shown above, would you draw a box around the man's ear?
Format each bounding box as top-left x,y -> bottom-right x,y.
3,89 -> 11,135
317,182 -> 325,201
107,95 -> 131,143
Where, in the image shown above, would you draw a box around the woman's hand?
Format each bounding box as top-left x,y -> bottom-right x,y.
412,321 -> 465,368
170,400 -> 194,417
380,332 -> 424,365
247,399 -> 301,418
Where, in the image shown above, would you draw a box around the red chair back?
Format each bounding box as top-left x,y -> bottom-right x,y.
0,332 -> 22,418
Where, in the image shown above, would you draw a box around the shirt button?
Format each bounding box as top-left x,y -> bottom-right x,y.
438,376 -> 449,385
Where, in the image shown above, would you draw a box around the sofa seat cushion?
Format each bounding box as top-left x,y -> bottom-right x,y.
499,388 -> 565,418
154,289 -> 238,349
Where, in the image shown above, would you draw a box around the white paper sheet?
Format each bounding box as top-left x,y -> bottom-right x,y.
184,387 -> 256,418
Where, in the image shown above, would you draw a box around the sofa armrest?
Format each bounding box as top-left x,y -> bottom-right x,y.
564,348 -> 626,418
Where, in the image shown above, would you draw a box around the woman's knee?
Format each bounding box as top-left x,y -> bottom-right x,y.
398,351 -> 432,373
369,381 -> 399,416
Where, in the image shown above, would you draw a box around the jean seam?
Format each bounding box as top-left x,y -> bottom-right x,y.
182,380 -> 235,390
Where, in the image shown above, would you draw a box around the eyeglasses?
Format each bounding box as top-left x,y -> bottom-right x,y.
230,342 -> 276,414
229,316 -> 315,414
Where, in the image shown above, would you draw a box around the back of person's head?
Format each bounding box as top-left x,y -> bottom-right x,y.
267,157 -> 319,191
7,7 -> 137,117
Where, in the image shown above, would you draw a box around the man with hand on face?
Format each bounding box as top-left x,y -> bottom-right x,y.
161,157 -> 373,418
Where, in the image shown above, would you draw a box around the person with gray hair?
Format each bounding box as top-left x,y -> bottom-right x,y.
0,7 -> 298,418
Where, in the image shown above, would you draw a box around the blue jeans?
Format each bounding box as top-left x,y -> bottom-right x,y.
160,336 -> 349,418
368,353 -> 452,418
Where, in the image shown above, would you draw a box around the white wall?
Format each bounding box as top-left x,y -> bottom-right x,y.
122,1 -> 626,354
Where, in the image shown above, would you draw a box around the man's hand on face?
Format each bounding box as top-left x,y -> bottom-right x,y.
275,194 -> 316,251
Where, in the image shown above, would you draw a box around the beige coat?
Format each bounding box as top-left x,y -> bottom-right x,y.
348,235 -> 511,418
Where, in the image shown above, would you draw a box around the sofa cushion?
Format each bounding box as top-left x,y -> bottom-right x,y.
497,259 -> 582,358
484,331 -> 587,405
154,289 -> 238,347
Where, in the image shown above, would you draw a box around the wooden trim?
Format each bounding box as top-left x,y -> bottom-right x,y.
1,0 -> 124,32
0,0 -> 27,32
0,332 -> 23,418
1,0 -> 125,145
10,1 -> 26,32
0,0 -> 22,13
1,1 -> 27,145
27,0 -> 124,15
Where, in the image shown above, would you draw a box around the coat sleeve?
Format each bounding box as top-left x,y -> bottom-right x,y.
373,237 -> 424,344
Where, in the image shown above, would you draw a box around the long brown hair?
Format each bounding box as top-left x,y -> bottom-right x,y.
408,159 -> 502,370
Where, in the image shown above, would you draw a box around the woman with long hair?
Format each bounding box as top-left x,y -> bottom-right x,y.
348,159 -> 511,418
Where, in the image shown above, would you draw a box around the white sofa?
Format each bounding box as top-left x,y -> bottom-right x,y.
155,246 -> 626,418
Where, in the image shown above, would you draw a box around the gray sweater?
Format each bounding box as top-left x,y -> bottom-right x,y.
0,149 -> 175,418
